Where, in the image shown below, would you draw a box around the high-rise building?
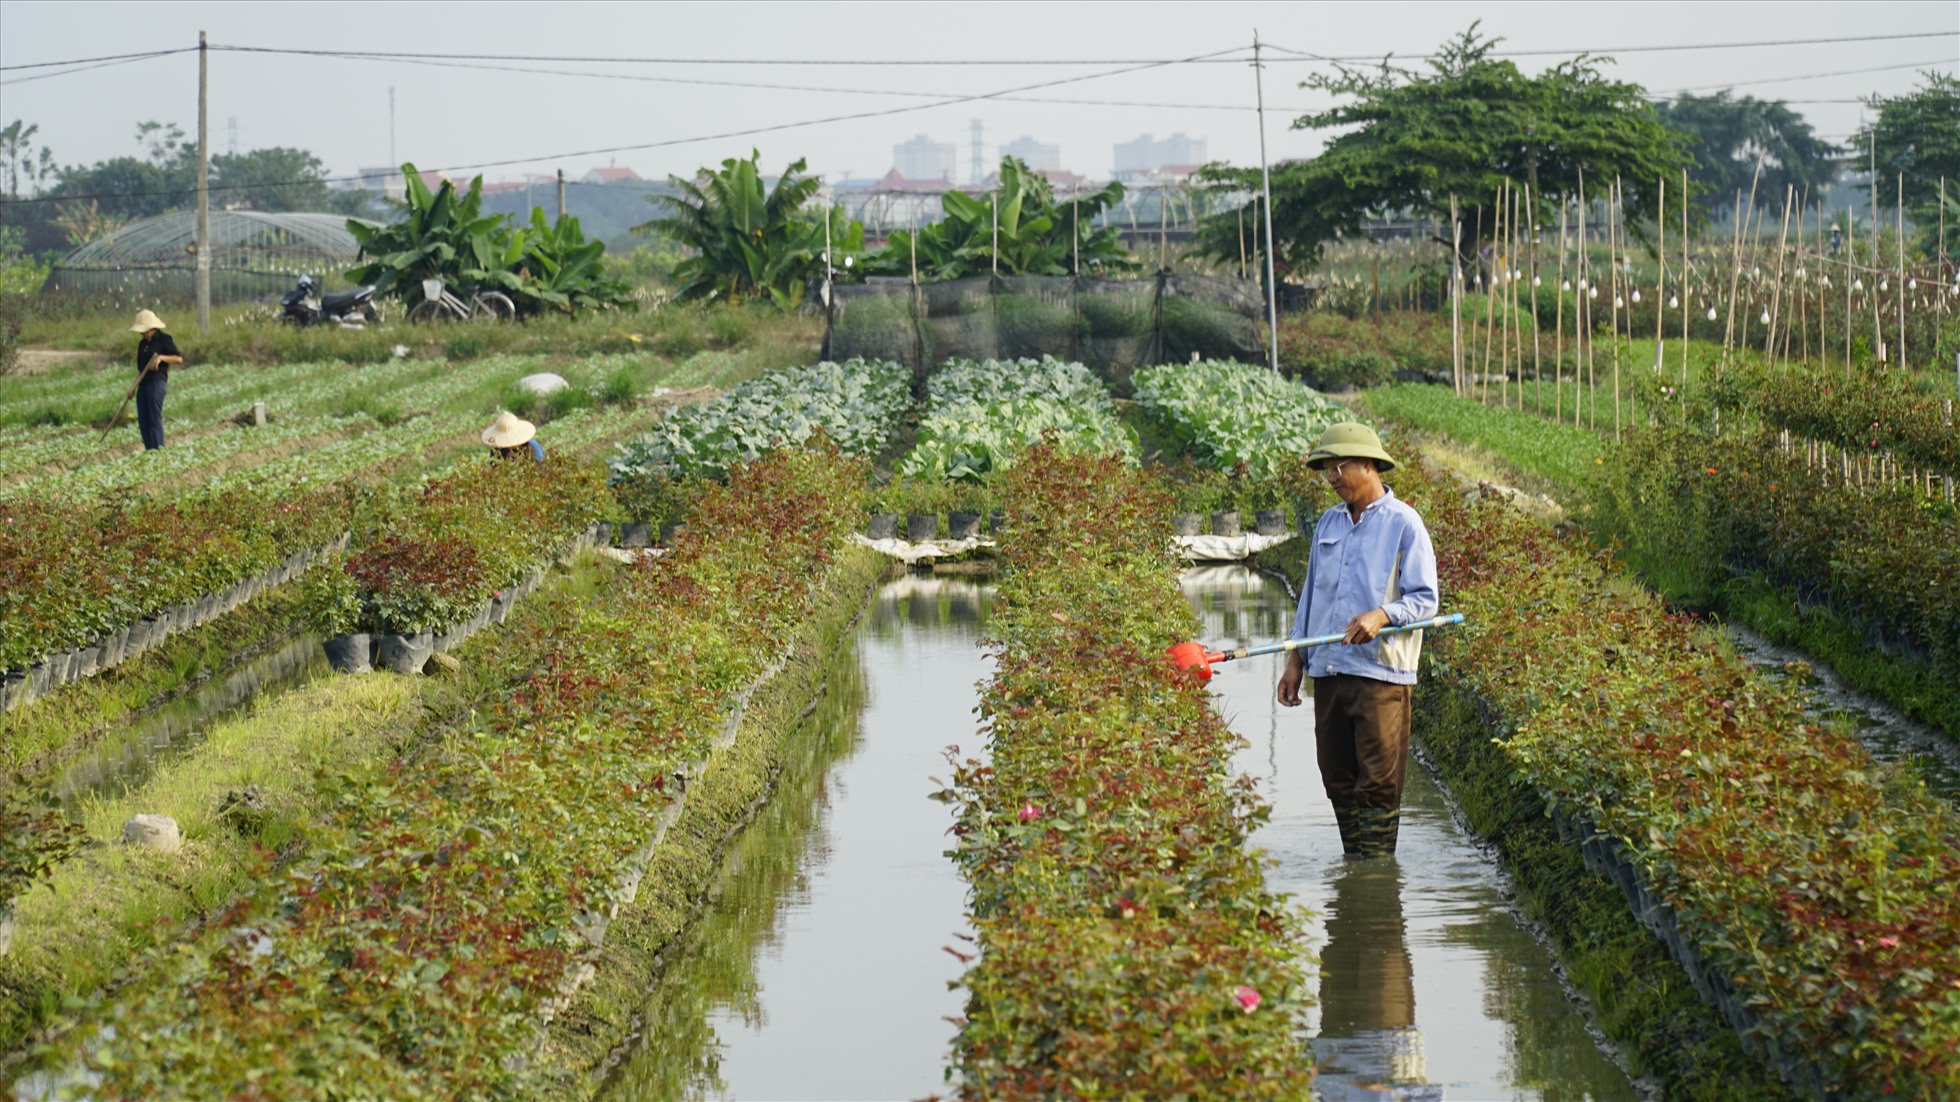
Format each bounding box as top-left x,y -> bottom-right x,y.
1112,133 -> 1208,179
893,134 -> 957,182
999,136 -> 1062,173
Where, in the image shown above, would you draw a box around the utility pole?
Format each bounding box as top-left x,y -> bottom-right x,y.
1253,31 -> 1280,372
557,168 -> 566,221
195,30 -> 211,333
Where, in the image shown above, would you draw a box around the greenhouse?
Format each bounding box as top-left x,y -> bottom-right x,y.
41,209 -> 374,306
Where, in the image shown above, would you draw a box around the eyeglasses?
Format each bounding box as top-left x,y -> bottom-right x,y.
1320,460 -> 1353,482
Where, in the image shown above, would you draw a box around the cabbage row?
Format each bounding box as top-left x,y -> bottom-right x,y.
1133,359 -> 1356,478
901,356 -> 1136,481
608,358 -> 909,481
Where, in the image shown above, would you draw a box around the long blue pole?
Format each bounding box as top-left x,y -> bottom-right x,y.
1206,613 -> 1465,664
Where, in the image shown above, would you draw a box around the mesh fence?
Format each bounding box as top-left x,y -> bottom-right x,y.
41,210 -> 370,307
825,274 -> 1264,393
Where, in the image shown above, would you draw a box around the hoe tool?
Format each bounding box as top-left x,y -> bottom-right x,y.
100,355 -> 164,443
1167,613 -> 1466,682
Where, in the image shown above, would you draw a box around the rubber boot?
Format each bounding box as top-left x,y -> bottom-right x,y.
1333,807 -> 1362,856
1352,807 -> 1402,858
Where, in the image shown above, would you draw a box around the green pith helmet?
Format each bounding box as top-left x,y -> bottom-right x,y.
1306,422 -> 1396,472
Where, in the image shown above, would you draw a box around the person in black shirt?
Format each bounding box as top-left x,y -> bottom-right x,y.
129,309 -> 183,450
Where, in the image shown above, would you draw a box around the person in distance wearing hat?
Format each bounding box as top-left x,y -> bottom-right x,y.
1276,422 -> 1438,858
128,309 -> 184,450
482,410 -> 544,461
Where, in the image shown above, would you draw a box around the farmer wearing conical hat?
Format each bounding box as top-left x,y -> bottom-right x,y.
482,410 -> 544,462
128,309 -> 184,450
1276,422 -> 1438,858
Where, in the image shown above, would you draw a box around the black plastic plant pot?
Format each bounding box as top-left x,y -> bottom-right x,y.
48,649 -> 76,688
658,521 -> 686,545
947,512 -> 982,540
1254,509 -> 1288,536
374,633 -> 434,675
0,673 -> 23,714
865,513 -> 899,541
75,645 -> 100,681
621,522 -> 653,548
124,619 -> 155,657
1210,510 -> 1243,537
989,511 -> 1007,534
905,513 -> 939,542
1171,513 -> 1203,537
323,633 -> 374,674
592,521 -> 614,546
26,661 -> 52,699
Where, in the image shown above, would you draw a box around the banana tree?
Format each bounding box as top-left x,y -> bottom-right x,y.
868,156 -> 1138,280
636,150 -> 856,308
510,208 -> 632,314
345,164 -> 520,306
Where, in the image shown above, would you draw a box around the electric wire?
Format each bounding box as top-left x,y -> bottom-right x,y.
201,29 -> 1955,66
4,42 -> 1254,206
0,51 -> 187,87
1655,56 -> 1957,95
281,49 -> 1316,113
0,47 -> 195,71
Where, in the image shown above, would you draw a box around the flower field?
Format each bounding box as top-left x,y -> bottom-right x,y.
942,447 -> 1313,1097
3,337 -> 1955,1098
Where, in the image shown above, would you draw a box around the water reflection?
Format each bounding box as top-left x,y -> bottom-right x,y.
1184,566 -> 1638,1101
54,634 -> 325,808
1314,860 -> 1441,1101
603,576 -> 990,1101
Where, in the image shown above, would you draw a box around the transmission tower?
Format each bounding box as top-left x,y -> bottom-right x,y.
970,118 -> 985,185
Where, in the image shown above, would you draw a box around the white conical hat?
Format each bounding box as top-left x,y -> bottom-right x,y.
481,410 -> 537,448
130,309 -> 167,332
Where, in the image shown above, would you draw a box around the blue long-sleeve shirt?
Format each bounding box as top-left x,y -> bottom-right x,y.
1290,489 -> 1439,685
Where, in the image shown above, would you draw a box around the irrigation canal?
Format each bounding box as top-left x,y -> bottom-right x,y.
600,569 -> 1645,1100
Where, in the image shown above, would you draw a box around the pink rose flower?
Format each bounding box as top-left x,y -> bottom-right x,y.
1017,802 -> 1040,822
1233,985 -> 1260,1012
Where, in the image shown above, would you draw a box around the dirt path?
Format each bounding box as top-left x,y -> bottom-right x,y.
10,349 -> 107,375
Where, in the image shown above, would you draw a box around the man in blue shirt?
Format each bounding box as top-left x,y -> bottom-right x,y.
1277,423 -> 1438,857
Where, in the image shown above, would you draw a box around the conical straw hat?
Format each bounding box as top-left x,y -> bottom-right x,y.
481,410 -> 537,448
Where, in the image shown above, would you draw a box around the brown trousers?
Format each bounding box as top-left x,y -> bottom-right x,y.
1313,675 -> 1413,810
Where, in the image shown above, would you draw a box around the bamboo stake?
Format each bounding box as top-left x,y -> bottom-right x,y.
1654,175 -> 1666,375
1528,184 -> 1543,415
1723,157 -> 1764,373
1796,190 -> 1810,366
1451,195 -> 1464,396
1870,133 -> 1883,368
1766,186 -> 1793,367
1609,177 -> 1623,440
1507,183 -> 1524,409
1555,199 -> 1567,424
1579,171 -> 1593,429
1897,173 -> 1907,370
1480,199 -> 1497,404
1681,168 -> 1689,387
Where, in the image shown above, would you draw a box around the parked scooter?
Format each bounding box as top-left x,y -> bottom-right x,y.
280,275 -> 380,327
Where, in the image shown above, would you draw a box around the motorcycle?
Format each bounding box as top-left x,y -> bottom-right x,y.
280,275 -> 380,327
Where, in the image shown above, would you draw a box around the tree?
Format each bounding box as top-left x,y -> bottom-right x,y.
0,121 -> 57,198
864,156 -> 1136,280
1196,24 -> 1690,274
1850,72 -> 1960,225
636,150 -> 855,308
1653,92 -> 1839,213
211,147 -> 367,214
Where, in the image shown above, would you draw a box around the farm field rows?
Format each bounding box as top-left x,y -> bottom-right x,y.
3,344 -> 1955,1098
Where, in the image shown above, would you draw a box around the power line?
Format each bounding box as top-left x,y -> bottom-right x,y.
0,50 -> 188,87
283,49 -> 1314,113
202,28 -> 1955,67
1655,56 -> 1956,96
0,47 -> 194,71
3,42 -> 1253,206
1260,28 -> 1956,62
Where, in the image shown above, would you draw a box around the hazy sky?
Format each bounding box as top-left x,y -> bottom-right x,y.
1,0 -> 1954,188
